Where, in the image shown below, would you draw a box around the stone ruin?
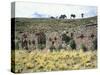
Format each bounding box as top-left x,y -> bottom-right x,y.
15,24 -> 97,51
74,24 -> 97,50
46,32 -> 62,50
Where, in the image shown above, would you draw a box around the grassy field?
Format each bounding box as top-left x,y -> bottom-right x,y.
11,49 -> 97,73
15,16 -> 97,33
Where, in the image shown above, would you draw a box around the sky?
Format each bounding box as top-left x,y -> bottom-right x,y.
15,2 -> 97,19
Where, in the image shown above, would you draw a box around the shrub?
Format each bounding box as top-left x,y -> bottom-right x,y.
69,40 -> 76,49
92,38 -> 97,50
62,34 -> 71,44
15,39 -> 19,50
38,44 -> 46,50
80,44 -> 87,51
50,46 -> 56,52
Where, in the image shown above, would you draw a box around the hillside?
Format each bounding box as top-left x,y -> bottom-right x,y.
13,16 -> 97,33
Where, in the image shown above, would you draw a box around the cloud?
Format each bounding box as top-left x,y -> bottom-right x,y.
32,12 -> 49,18
15,2 -> 97,18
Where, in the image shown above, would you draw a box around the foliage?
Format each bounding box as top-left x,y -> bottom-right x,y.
50,16 -> 55,19
15,16 -> 97,33
15,40 -> 20,50
70,14 -> 76,18
80,44 -> 87,51
38,44 -> 46,50
59,14 -> 67,19
81,13 -> 84,18
62,34 -> 71,44
92,38 -> 97,50
11,50 -> 97,73
69,40 -> 76,49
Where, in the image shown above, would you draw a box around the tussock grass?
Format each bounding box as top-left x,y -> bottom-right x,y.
11,49 -> 97,73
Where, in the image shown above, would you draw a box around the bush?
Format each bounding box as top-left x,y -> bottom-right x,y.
15,39 -> 19,50
50,46 -> 56,52
38,44 -> 46,50
92,38 -> 97,50
80,44 -> 87,51
69,40 -> 76,49
62,34 -> 71,44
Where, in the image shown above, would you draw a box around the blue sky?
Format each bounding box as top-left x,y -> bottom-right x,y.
15,2 -> 97,19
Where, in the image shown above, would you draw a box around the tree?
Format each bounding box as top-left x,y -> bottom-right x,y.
70,14 -> 76,19
50,16 -> 55,19
81,13 -> 84,18
59,14 -> 67,19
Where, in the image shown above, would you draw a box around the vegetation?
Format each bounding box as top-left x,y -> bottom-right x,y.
11,50 -> 97,73
81,13 -> 84,18
14,16 -> 97,34
92,38 -> 97,50
62,34 -> 71,44
12,16 -> 97,73
69,40 -> 76,49
80,44 -> 87,52
59,14 -> 67,19
70,14 -> 76,19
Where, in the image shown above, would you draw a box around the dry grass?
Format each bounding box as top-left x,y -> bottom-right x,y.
11,49 -> 97,73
